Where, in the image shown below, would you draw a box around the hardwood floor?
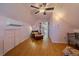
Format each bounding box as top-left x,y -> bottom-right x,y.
4,38 -> 67,56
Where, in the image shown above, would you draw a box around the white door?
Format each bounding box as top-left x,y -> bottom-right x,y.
4,30 -> 15,54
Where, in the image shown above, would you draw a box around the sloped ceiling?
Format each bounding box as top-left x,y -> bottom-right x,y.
50,3 -> 79,28
0,3 -> 51,26
0,3 -> 79,28
57,3 -> 79,28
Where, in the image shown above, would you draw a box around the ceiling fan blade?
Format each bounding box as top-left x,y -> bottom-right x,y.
46,7 -> 54,10
31,5 -> 39,9
35,11 -> 40,14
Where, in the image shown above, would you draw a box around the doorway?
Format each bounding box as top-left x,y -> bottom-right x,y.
40,21 -> 49,41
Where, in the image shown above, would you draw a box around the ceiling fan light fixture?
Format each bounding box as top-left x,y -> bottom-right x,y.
40,9 -> 45,13
31,3 -> 54,15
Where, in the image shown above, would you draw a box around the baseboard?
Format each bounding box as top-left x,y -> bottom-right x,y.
50,38 -> 67,44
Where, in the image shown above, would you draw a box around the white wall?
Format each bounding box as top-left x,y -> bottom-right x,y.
49,17 -> 73,43
0,16 -> 5,55
49,4 -> 79,43
0,16 -> 31,39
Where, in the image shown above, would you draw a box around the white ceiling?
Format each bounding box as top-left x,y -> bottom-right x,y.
0,3 -> 52,26
0,3 -> 79,28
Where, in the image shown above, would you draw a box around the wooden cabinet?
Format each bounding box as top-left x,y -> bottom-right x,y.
67,33 -> 79,50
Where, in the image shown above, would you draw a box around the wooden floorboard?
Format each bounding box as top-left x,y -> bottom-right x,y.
4,38 -> 67,56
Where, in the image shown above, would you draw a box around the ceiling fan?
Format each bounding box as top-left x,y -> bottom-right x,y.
30,3 -> 54,15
